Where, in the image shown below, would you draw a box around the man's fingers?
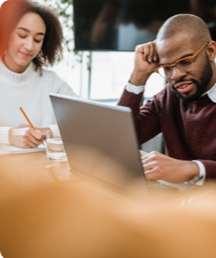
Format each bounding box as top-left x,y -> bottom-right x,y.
141,151 -> 162,180
147,42 -> 156,62
136,42 -> 157,62
142,164 -> 153,172
144,168 -> 159,181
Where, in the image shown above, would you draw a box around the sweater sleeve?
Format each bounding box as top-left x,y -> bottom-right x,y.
117,87 -> 161,145
0,127 -> 12,145
47,72 -> 79,134
57,78 -> 78,98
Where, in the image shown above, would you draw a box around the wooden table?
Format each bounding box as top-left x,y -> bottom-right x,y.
1,151 -> 216,258
0,150 -> 214,205
0,151 -> 146,205
0,151 -> 69,183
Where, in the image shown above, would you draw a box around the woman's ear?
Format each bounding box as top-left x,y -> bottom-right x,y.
206,41 -> 216,62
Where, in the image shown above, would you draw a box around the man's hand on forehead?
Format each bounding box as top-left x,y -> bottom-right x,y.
129,41 -> 160,85
136,41 -> 158,63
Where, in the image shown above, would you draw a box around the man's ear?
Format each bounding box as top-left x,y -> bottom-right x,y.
206,41 -> 216,62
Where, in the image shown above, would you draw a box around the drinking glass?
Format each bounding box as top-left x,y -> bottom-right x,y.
46,130 -> 67,162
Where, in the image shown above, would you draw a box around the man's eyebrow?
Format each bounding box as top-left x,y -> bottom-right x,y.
159,53 -> 194,66
17,27 -> 45,36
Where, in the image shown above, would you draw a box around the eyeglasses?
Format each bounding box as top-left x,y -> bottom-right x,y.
154,42 -> 209,79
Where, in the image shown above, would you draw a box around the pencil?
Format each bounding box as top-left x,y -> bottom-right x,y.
19,107 -> 45,146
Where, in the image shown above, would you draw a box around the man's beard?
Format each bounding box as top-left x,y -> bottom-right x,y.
171,53 -> 213,103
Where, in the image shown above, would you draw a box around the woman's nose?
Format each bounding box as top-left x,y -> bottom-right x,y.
24,37 -> 34,51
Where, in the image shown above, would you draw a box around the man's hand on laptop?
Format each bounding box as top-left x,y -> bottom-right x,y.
141,151 -> 199,184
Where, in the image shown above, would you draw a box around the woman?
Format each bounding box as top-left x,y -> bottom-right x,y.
0,0 -> 77,148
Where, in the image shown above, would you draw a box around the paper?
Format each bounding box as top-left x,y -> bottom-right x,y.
0,143 -> 46,155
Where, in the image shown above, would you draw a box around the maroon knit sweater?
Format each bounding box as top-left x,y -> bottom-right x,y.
118,85 -> 216,179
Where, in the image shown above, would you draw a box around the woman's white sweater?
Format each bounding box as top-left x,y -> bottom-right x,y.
0,58 -> 77,144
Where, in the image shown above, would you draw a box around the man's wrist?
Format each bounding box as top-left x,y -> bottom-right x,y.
126,82 -> 145,94
129,70 -> 150,86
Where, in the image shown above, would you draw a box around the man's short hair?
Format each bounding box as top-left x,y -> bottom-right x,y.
156,14 -> 212,45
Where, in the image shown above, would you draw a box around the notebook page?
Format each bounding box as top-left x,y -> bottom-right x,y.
0,144 -> 9,155
1,144 -> 46,154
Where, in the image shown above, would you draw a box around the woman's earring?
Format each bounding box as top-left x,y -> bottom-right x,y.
37,49 -> 43,57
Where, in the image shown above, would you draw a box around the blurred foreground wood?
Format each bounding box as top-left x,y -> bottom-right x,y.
0,152 -> 216,257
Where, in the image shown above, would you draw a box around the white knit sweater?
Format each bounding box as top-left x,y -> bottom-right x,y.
0,58 -> 77,145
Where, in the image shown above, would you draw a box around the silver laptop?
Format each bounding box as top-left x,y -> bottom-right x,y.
50,94 -> 149,199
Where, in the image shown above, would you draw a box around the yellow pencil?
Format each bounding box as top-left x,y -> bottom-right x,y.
19,107 -> 45,146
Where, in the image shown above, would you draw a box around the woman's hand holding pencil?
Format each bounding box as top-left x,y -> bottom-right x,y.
8,107 -> 46,149
9,124 -> 46,149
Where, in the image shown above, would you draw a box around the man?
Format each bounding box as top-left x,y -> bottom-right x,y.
118,14 -> 216,185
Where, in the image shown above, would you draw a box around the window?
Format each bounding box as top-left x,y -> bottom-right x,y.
90,51 -> 165,102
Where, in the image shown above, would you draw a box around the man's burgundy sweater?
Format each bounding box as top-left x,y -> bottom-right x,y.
118,85 -> 216,179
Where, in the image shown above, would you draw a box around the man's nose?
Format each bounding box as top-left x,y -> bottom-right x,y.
169,66 -> 187,81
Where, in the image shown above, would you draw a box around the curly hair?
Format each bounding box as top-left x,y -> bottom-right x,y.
25,1 -> 63,70
28,2 -> 63,69
0,0 -> 64,71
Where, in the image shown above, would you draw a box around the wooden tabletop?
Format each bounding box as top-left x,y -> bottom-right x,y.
0,151 -> 145,207
0,150 -> 214,206
1,151 -> 216,258
0,152 -> 216,258
0,151 -> 70,184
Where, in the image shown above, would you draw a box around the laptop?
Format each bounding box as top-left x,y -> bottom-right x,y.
50,94 -> 150,200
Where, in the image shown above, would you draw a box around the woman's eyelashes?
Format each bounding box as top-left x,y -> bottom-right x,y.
18,34 -> 27,39
34,39 -> 42,43
18,34 -> 42,43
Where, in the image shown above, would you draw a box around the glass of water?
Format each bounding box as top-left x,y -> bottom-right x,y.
46,130 -> 67,162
